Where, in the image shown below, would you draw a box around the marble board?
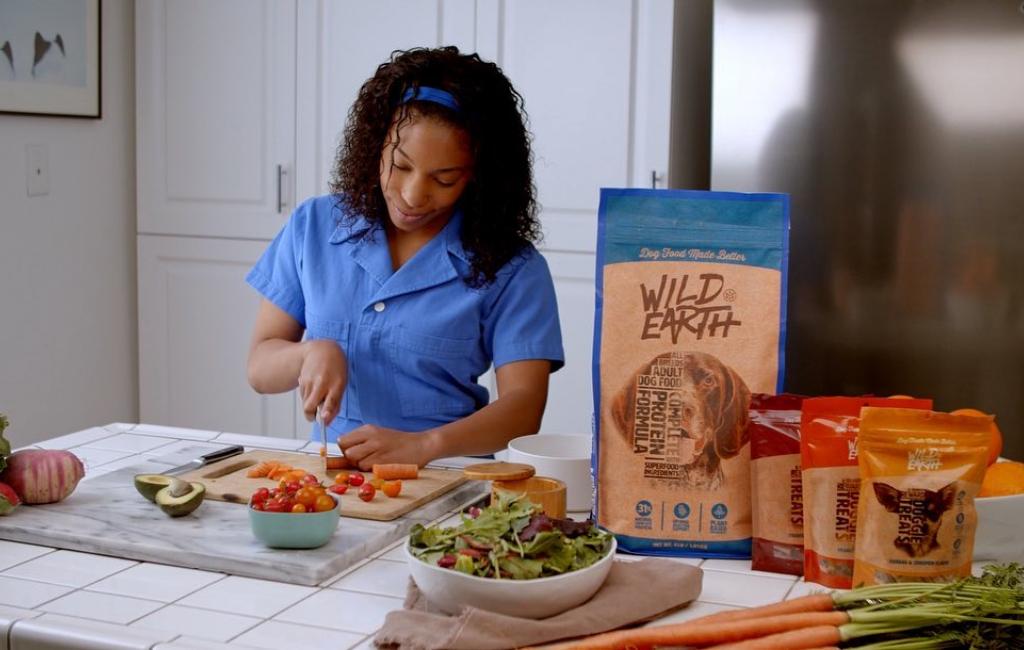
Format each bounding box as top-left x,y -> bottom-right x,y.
0,467 -> 485,586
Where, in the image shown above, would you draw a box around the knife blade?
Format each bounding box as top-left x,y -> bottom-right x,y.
317,404 -> 328,472
165,445 -> 245,475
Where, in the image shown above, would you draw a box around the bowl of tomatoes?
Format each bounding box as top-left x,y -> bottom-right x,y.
248,473 -> 340,549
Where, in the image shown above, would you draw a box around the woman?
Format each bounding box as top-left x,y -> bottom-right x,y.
246,47 -> 564,469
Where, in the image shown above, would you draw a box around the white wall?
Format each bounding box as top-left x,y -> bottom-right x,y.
0,2 -> 136,447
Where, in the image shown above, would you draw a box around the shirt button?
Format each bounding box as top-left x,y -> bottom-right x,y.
373,301 -> 386,313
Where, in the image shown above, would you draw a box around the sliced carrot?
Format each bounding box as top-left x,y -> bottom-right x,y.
246,465 -> 267,478
285,468 -> 307,481
267,464 -> 295,480
523,611 -> 848,650
245,460 -> 281,478
372,463 -> 419,480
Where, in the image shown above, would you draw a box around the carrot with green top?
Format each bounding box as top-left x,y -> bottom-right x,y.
523,611 -> 851,650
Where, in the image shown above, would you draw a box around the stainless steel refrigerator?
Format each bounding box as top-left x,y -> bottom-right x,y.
670,0 -> 1024,458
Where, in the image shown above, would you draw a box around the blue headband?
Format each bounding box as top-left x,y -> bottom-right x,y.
401,86 -> 461,112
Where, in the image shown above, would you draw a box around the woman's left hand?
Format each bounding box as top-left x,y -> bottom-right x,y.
337,424 -> 433,470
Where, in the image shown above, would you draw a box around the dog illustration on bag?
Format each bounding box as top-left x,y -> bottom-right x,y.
611,351 -> 751,489
872,482 -> 957,558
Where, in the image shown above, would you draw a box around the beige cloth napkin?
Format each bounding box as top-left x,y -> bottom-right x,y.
374,558 -> 703,650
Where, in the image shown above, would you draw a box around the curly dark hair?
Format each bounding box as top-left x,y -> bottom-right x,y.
329,46 -> 541,288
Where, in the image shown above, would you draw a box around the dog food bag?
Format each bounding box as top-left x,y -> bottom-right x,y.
593,188 -> 789,558
853,407 -> 991,587
750,393 -> 806,576
800,396 -> 931,588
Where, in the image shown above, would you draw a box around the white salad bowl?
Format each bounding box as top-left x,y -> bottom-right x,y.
406,535 -> 617,619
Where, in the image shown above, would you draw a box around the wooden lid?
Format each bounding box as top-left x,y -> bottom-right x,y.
462,461 -> 535,481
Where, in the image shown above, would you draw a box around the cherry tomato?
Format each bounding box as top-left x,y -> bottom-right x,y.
263,501 -> 284,512
313,494 -> 336,512
301,473 -> 321,488
328,484 -> 348,495
381,480 -> 402,498
280,479 -> 301,494
358,483 -> 376,502
370,478 -> 385,489
333,471 -> 350,485
290,503 -> 308,513
294,487 -> 318,508
348,473 -> 366,487
250,501 -> 265,511
251,487 -> 270,505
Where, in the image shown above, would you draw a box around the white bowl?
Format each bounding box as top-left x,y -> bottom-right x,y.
974,492 -> 1024,563
406,536 -> 616,618
507,434 -> 593,512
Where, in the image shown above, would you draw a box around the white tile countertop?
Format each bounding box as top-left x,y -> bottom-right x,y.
0,424 -> 993,650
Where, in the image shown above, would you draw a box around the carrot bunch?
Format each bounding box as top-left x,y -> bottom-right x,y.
525,563 -> 1024,650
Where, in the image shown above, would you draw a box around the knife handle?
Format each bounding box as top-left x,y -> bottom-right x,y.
202,445 -> 245,463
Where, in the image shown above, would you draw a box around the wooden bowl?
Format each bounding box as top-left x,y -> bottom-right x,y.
491,476 -> 567,519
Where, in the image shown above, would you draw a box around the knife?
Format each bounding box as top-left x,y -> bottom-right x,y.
317,404 -> 328,472
165,445 -> 246,475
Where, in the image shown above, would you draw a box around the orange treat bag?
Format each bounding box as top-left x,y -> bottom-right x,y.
750,393 -> 806,576
800,396 -> 931,589
853,407 -> 991,586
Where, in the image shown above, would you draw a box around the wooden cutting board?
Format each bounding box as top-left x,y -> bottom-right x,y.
173,450 -> 467,522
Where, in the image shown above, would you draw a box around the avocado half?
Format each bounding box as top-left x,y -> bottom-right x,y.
154,478 -> 206,517
133,474 -> 175,503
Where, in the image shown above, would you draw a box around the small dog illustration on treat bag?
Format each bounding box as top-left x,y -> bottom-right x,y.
872,481 -> 957,558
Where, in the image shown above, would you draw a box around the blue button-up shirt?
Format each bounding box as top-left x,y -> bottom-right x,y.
247,195 -> 564,442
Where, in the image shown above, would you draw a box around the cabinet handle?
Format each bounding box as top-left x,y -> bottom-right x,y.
277,164 -> 285,214
651,170 -> 663,189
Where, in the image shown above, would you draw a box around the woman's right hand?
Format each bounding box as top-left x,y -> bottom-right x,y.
298,339 -> 348,425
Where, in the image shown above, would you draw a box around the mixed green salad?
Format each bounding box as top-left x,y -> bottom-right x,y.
408,490 -> 613,580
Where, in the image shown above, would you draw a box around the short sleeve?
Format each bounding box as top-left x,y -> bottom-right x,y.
483,248 -> 565,373
246,200 -> 312,326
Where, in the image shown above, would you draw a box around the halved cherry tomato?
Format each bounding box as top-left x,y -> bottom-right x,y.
381,480 -> 402,498
348,473 -> 366,487
328,484 -> 348,495
333,471 -> 350,485
357,483 -> 376,502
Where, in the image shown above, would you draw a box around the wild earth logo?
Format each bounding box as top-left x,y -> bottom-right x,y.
639,273 -> 741,342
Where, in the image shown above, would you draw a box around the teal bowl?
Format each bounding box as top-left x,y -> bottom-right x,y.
248,494 -> 340,549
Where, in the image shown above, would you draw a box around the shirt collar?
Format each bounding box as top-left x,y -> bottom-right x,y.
329,210 -> 470,264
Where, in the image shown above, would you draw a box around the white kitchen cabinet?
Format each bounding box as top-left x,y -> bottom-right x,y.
137,235 -> 296,436
136,0 -> 297,240
136,0 -> 674,439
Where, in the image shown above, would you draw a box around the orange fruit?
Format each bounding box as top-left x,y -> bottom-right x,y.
888,394 -> 915,399
951,408 -> 1003,466
979,460 -> 1024,497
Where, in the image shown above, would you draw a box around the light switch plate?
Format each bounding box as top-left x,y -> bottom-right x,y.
26,144 -> 50,196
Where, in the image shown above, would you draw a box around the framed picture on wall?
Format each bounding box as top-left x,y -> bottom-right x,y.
0,0 -> 101,118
